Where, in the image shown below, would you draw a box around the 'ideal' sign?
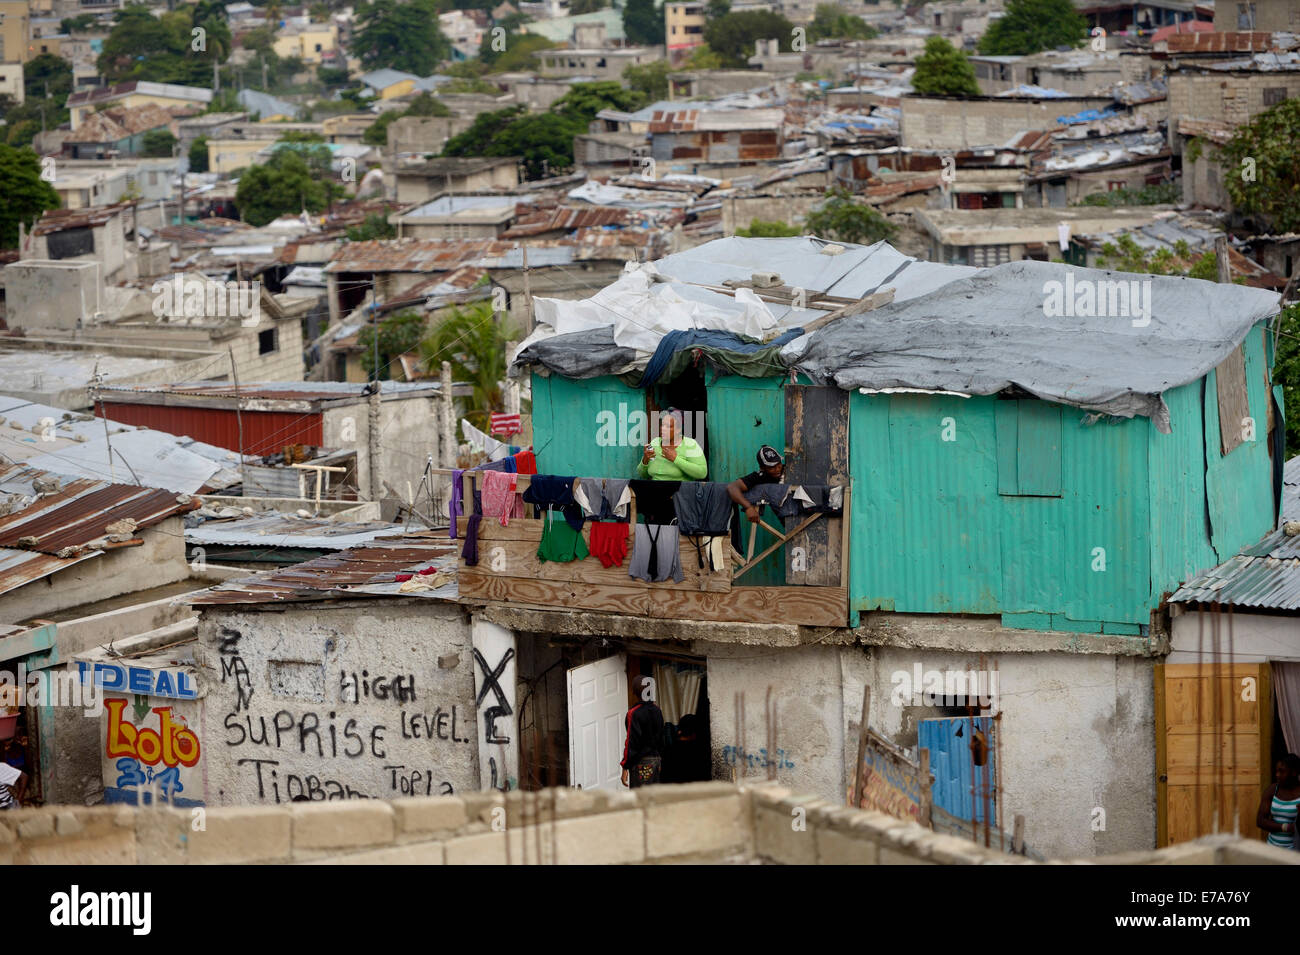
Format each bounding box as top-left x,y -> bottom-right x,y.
77,661 -> 199,700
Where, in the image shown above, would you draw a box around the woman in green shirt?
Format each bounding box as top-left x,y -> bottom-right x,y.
636,410 -> 708,481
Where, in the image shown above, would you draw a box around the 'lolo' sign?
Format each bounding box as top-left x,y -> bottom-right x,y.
77,661 -> 199,700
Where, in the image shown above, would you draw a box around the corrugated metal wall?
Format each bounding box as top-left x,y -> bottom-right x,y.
100,403 -> 323,458
528,373 -> 642,478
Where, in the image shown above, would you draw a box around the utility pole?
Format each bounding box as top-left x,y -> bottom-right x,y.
520,241 -> 533,337
228,346 -> 250,492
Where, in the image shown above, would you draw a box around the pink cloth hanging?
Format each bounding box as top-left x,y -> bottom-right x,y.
481,471 -> 519,527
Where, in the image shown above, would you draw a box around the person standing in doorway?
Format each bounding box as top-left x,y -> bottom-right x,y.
636,409 -> 708,481
621,675 -> 665,788
1258,753 -> 1300,849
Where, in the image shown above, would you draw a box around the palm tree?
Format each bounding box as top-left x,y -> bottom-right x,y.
418,301 -> 519,435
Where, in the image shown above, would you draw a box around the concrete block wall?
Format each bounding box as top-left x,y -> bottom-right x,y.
2,783 -> 1296,864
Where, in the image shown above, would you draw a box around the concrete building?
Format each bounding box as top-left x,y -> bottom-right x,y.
534,46 -> 663,80
913,206 -> 1170,265
0,61 -> 22,103
665,1 -> 706,64
271,20 -> 339,63
391,194 -> 520,240
1213,0 -> 1300,30
648,107 -> 785,177
393,157 -> 521,204
67,80 -> 213,129
0,0 -> 30,64
900,94 -> 1117,150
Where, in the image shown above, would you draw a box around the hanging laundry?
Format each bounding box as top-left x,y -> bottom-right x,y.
462,417 -> 512,461
743,483 -> 802,518
481,471 -> 519,527
674,482 -> 733,569
514,449 -> 537,475
448,468 -> 465,540
588,520 -> 630,568
537,508 -> 589,563
629,479 -> 680,525
629,523 -> 684,583
790,484 -> 844,513
523,475 -> 583,531
462,514 -> 482,566
575,478 -> 632,522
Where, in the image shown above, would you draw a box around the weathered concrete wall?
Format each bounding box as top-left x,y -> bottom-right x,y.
901,95 -> 1113,149
194,601 -> 478,805
1,517 -> 189,624
701,641 -> 853,803
865,645 -> 1156,859
1167,71 -> 1300,133
321,393 -> 440,503
5,782 -> 1292,865
1168,609 -> 1300,663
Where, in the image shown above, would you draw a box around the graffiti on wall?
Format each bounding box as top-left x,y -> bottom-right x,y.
102,696 -> 204,807
217,625 -> 473,804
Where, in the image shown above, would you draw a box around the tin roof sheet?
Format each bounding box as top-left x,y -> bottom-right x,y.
1170,527 -> 1300,609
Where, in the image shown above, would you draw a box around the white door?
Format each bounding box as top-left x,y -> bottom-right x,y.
567,655 -> 628,791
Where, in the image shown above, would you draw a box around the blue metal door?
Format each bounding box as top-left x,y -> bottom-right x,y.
918,717 -> 997,824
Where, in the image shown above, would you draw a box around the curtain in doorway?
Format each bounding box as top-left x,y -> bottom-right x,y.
653,662 -> 703,724
1275,662 -> 1300,755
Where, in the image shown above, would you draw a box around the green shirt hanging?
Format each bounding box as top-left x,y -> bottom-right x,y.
537,509 -> 589,563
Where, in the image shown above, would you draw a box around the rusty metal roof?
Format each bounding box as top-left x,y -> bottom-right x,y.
503,204 -> 636,238
1167,31 -> 1276,53
1169,528 -> 1300,611
0,465 -> 198,556
97,381 -> 441,405
187,541 -> 457,605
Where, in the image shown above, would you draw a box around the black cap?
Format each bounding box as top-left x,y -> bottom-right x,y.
757,445 -> 782,467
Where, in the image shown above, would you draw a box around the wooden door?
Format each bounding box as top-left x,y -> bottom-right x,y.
784,384 -> 849,586
1156,663 -> 1273,846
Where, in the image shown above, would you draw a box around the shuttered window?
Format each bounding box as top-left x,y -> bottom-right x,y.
996,399 -> 1062,497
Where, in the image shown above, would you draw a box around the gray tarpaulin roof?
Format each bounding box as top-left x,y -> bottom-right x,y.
784,259 -> 1280,432
512,238 -> 1281,429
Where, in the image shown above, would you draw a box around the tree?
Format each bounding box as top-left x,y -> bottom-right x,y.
141,129 -> 177,157
479,32 -> 553,72
352,0 -> 452,75
1275,305 -> 1300,456
60,13 -> 98,32
97,3 -> 230,85
623,0 -> 665,46
912,35 -> 980,97
704,0 -> 730,17
359,311 -> 427,380
24,54 -> 72,103
0,144 -> 60,249
624,60 -> 670,101
346,212 -> 398,241
418,301 -> 519,433
1216,98 -> 1300,234
684,43 -> 723,69
570,0 -> 606,12
805,187 -> 896,245
442,105 -> 576,179
234,149 -> 341,225
189,135 -> 210,173
1094,234 -> 1231,280
1074,182 -> 1179,207
363,94 -> 450,146
808,3 -> 877,40
737,219 -> 802,237
551,81 -> 645,125
704,10 -> 794,68
978,0 -> 1086,55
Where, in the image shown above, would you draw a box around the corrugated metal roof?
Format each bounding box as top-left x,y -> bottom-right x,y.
1169,527 -> 1300,609
187,542 -> 457,604
186,513 -> 403,549
98,381 -> 440,403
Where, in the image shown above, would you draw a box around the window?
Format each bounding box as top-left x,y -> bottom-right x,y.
970,244 -> 1010,267
258,328 -> 277,355
1263,87 -> 1287,106
996,399 -> 1062,497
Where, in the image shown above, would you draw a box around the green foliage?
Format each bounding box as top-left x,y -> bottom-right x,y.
808,4 -> 878,40
1216,98 -> 1300,234
61,13 -> 99,33
736,219 -> 802,237
188,136 -> 210,173
804,187 -> 896,245
362,95 -> 449,146
569,0 -> 606,12
352,0 -> 452,74
418,301 -> 519,431
0,144 -> 61,249
1275,304 -> 1300,456
207,88 -> 241,113
317,66 -> 352,88
551,81 -> 645,125
704,10 -> 794,68
98,3 -> 231,85
704,0 -> 730,17
141,129 -> 177,157
24,54 -> 73,102
623,60 -> 671,101
912,35 -> 980,96
1093,235 -> 1224,278
234,148 -> 342,226
359,310 -> 428,380
623,0 -> 665,46
978,0 -> 1086,55
480,31 -> 554,72
684,43 -> 723,69
346,212 -> 398,241
1074,182 -> 1180,207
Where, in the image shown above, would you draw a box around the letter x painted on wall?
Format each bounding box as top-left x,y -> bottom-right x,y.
474,648 -> 514,745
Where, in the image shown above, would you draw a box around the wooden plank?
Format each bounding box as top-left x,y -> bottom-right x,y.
1154,663 -> 1168,848
1216,345 -> 1249,456
784,384 -> 848,586
851,685 -> 870,807
458,575 -> 848,626
733,511 -> 823,579
462,537 -> 729,592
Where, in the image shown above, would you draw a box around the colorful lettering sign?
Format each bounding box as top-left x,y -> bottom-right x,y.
858,729 -> 925,823
105,698 -> 201,768
77,661 -> 198,700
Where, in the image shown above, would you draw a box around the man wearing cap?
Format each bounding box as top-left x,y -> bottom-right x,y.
726,445 -> 785,523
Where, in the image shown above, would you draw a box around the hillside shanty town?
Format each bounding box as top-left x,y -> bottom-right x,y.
0,0 -> 1298,884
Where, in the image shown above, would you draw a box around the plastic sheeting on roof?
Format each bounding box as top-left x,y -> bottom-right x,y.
784,259 -> 1280,432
